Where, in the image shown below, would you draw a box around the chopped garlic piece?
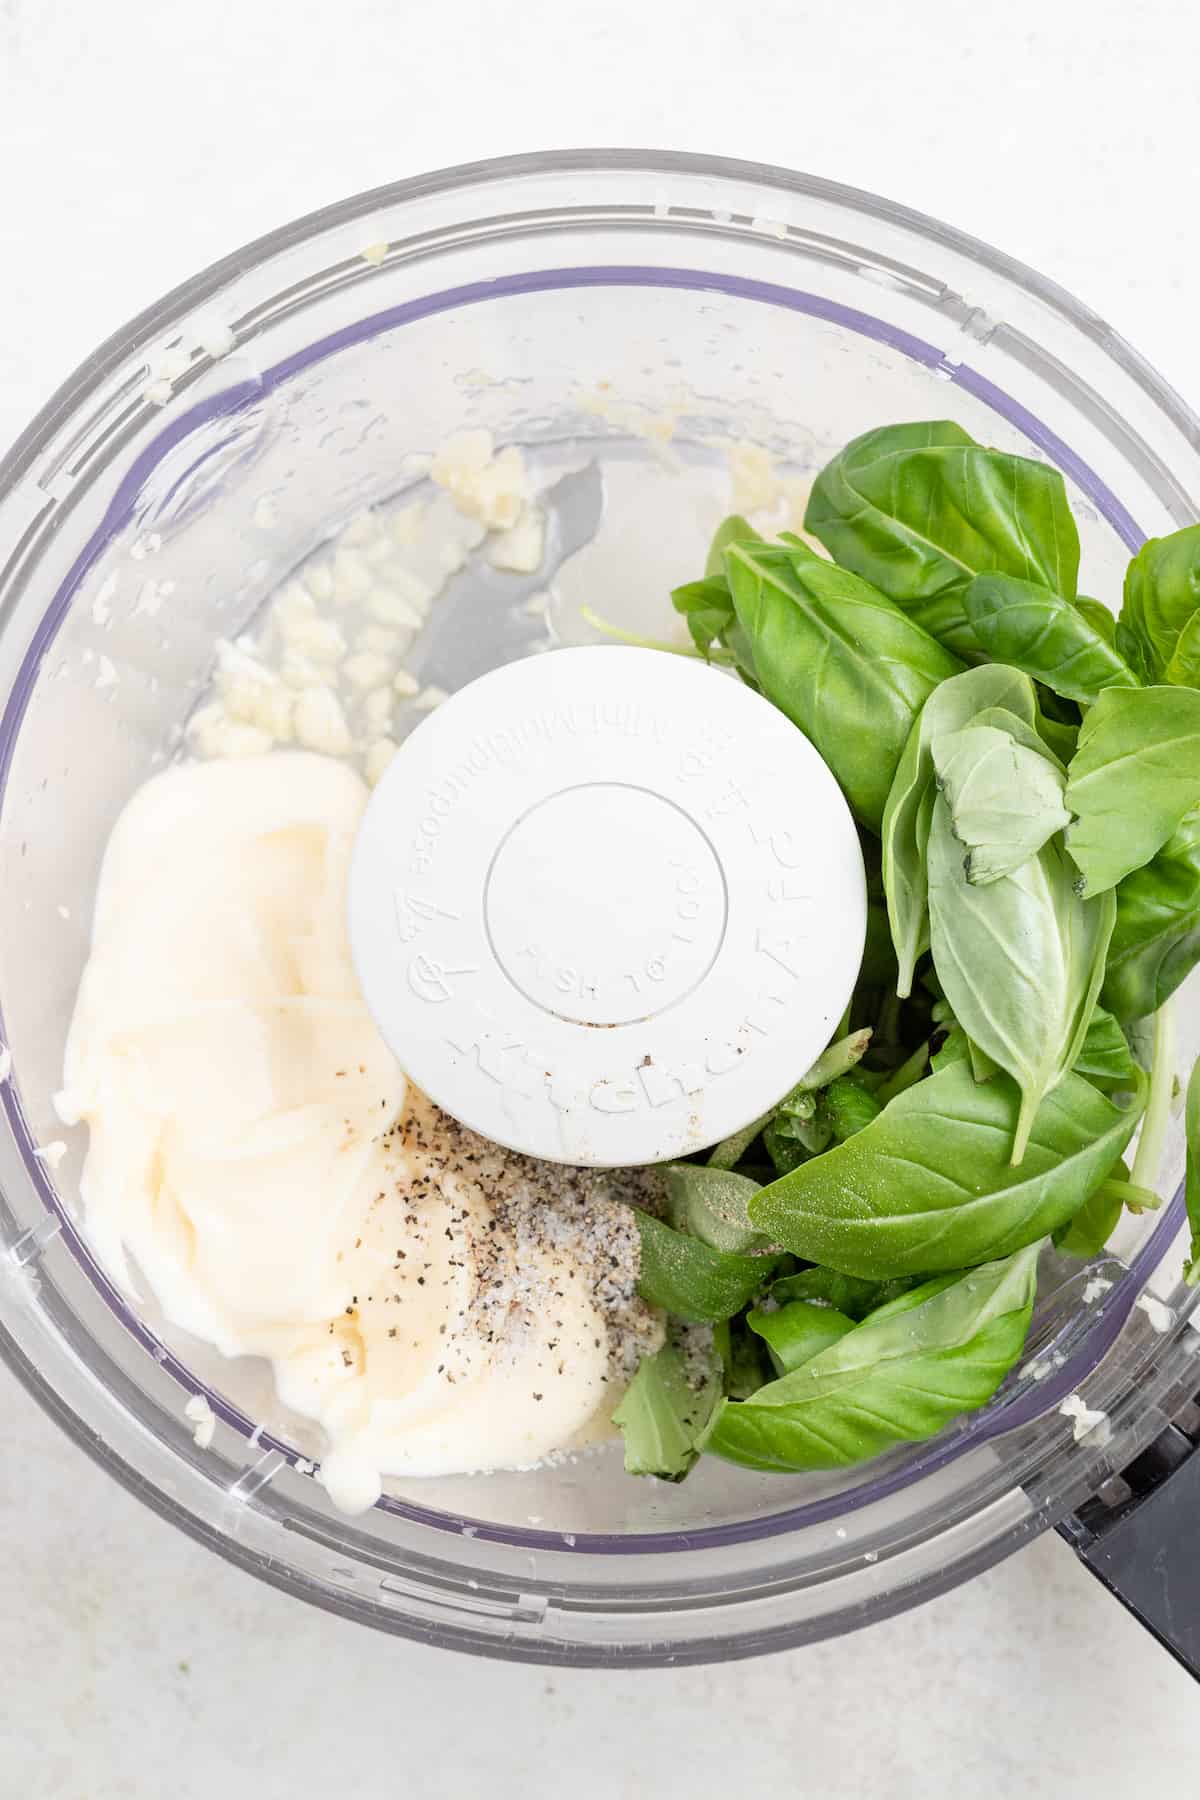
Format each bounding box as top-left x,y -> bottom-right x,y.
366,586 -> 426,630
390,502 -> 426,547
356,625 -> 401,655
272,581 -> 317,629
185,1394 -> 216,1449
281,616 -> 347,663
365,738 -> 397,785
414,685 -> 449,711
364,687 -> 394,736
332,549 -> 373,602
280,649 -> 331,692
430,429 -> 530,529
338,509 -> 383,550
188,707 -> 275,759
361,242 -> 388,266
306,562 -> 335,603
196,320 -> 236,360
294,686 -> 352,756
343,652 -> 392,692
1059,1393 -> 1112,1446
488,505 -> 546,574
729,443 -> 780,514
392,669 -> 420,699
1136,1294 -> 1173,1333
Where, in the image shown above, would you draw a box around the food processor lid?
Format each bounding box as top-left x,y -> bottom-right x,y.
347,645 -> 866,1164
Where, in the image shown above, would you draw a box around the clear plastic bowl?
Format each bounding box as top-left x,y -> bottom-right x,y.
1,150 -> 1197,1666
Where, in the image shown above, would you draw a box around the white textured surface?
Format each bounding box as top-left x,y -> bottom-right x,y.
2,0 -> 1199,1792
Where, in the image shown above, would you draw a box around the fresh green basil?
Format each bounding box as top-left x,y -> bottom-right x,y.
1102,807 -> 1200,1021
747,1059 -> 1137,1277
927,793 -> 1115,1160
723,540 -> 962,830
1119,525 -> 1200,681
931,720 -> 1071,884
713,1316 -> 772,1400
819,1074 -> 882,1141
1065,686 -> 1200,895
875,1040 -> 930,1102
705,1245 -> 1041,1471
746,1299 -> 856,1374
931,1025 -> 971,1072
1073,1004 -> 1139,1088
963,572 -> 1138,704
1166,609 -> 1200,688
1184,1058 -> 1200,1284
763,1119 -> 812,1177
882,664 -> 1039,995
706,512 -> 760,575
663,1163 -> 769,1255
612,1337 -> 722,1478
1074,597 -> 1118,646
706,1029 -> 873,1172
1054,1174 -> 1124,1258
804,422 -> 1081,657
634,1212 -> 782,1323
768,1267 -> 921,1318
670,575 -> 737,660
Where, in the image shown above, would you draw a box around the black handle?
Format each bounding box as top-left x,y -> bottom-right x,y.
1058,1385 -> 1200,1680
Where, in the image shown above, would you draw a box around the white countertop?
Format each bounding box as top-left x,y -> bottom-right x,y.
2,1 -> 1198,1792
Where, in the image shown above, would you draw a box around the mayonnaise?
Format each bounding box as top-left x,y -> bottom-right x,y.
59,752 -> 648,1511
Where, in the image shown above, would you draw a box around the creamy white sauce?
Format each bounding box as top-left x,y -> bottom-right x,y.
59,752 -> 617,1511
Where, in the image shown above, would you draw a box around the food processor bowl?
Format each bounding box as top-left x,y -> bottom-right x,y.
1,150 -> 1198,1667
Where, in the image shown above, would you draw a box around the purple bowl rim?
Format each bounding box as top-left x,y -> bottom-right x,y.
0,258 -> 1185,1557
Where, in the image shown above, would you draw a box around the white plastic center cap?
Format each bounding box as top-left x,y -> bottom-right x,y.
348,646 -> 866,1166
484,783 -> 726,1026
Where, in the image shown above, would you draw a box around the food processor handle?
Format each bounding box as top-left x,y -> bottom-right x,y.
1058,1389 -> 1200,1681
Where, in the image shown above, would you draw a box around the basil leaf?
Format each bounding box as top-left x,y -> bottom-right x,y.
1074,597 -> 1118,646
1064,686 -> 1200,895
931,1025 -> 971,1072
705,1028 -> 872,1171
928,793 -> 1115,1160
1073,1004 -> 1139,1088
875,1039 -> 930,1103
1184,1059 -> 1200,1285
931,721 -> 1071,885
804,422 -> 1080,657
882,664 -> 1039,995
748,1060 -> 1137,1277
963,572 -> 1138,705
714,1316 -> 772,1399
1103,806 -> 1200,1021
1053,1177 -> 1124,1258
1165,609 -> 1200,688
768,1267 -> 921,1319
724,541 -> 962,831
706,1245 -> 1040,1471
746,1300 -> 856,1374
763,1118 -> 810,1176
613,1337 -> 721,1478
705,512 -> 761,576
671,575 -> 737,659
634,1211 -> 780,1323
819,1075 -> 881,1141
1119,525 -> 1200,680
663,1163 -> 769,1254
